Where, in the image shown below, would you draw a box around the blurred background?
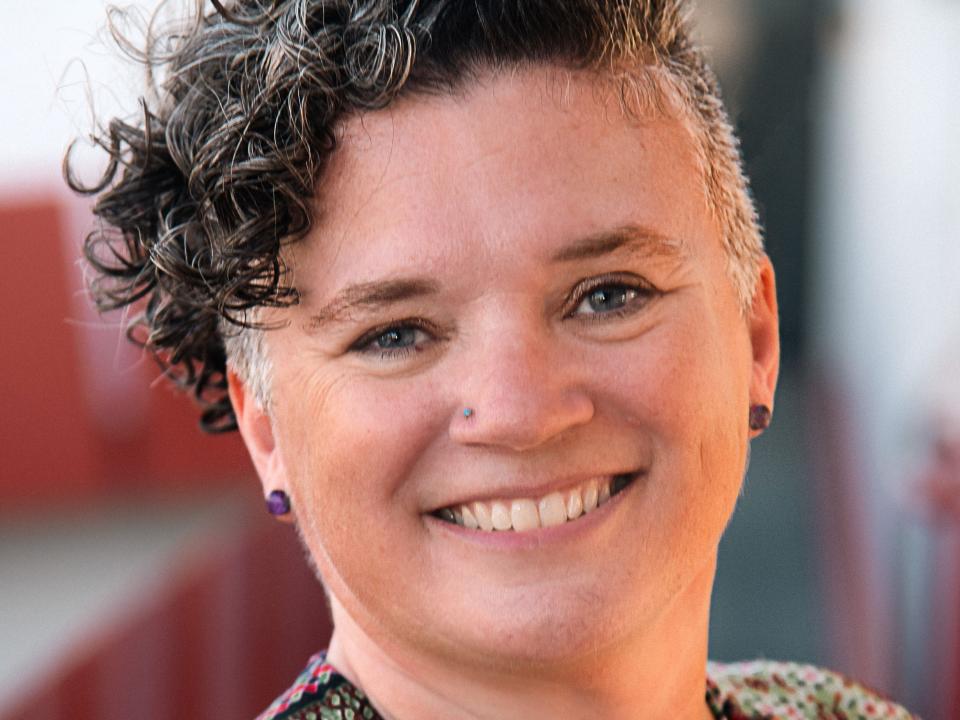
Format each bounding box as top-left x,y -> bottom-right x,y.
1,0 -> 958,717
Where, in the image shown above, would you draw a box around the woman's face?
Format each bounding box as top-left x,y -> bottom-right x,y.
234,68 -> 778,671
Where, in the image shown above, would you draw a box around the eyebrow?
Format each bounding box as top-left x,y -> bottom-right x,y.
306,277 -> 439,332
305,226 -> 683,332
550,225 -> 686,263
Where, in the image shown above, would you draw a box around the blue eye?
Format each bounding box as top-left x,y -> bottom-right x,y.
571,278 -> 654,318
580,285 -> 639,314
374,327 -> 419,349
351,320 -> 436,359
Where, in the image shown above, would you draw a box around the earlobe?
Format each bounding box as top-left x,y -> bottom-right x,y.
748,255 -> 780,433
228,370 -> 294,523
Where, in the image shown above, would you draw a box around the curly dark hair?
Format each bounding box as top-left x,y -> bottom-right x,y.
65,0 -> 761,433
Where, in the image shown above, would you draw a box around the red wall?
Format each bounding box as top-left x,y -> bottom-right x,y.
0,511 -> 332,720
1,194 -> 331,720
0,195 -> 250,511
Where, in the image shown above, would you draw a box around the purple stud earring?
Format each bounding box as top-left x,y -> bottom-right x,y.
749,404 -> 772,432
265,489 -> 291,516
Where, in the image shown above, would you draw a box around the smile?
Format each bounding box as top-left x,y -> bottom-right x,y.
432,473 -> 638,533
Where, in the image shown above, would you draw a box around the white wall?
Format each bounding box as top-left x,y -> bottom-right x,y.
0,1 -> 155,194
813,0 -> 960,708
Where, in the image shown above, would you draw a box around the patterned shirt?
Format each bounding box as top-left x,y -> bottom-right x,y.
258,652 -> 917,720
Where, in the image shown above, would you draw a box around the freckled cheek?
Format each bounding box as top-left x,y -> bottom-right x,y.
276,369 -> 443,520
589,322 -> 747,508
273,369 -> 447,607
592,332 -> 722,439
593,334 -> 745,554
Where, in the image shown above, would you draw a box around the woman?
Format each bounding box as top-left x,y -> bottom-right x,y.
68,0 -> 915,717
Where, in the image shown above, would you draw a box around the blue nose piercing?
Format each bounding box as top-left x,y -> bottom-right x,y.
463,408 -> 474,418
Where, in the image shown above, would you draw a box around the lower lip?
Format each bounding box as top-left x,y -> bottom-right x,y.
424,475 -> 640,551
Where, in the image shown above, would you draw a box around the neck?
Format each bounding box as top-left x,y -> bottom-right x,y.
326,561 -> 718,720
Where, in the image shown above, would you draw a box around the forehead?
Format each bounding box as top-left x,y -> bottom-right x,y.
296,67 -> 715,285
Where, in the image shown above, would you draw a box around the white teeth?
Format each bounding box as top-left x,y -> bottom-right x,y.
566,490 -> 583,520
461,505 -> 479,529
583,481 -> 599,513
491,502 -> 512,531
598,481 -> 611,506
511,499 -> 540,532
473,502 -> 494,531
538,492 -> 567,527
439,474 -> 633,533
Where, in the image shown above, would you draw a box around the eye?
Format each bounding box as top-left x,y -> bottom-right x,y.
350,319 -> 437,359
577,285 -> 639,314
374,326 -> 419,349
568,276 -> 658,319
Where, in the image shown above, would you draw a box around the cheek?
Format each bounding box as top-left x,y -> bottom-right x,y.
278,363 -> 441,484
592,316 -> 750,535
271,364 -> 445,581
598,316 -> 748,433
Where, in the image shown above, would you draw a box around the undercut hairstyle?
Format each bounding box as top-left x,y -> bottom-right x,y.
66,0 -> 763,433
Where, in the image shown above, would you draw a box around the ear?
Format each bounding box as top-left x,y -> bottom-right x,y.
228,370 -> 294,524
748,255 -> 780,436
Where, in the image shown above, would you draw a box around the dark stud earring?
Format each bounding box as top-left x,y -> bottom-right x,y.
266,489 -> 291,516
749,404 -> 772,432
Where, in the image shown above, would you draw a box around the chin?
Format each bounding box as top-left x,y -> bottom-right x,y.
433,583 -> 649,672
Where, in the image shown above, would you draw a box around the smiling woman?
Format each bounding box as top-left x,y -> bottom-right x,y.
65,1 -> 915,718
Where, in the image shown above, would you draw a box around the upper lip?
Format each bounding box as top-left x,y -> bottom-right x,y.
425,469 -> 643,512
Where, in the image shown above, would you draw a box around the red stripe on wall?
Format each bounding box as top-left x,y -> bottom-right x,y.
0,507 -> 332,720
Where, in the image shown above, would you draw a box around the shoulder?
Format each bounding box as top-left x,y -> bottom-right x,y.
257,651 -> 381,720
706,660 -> 917,719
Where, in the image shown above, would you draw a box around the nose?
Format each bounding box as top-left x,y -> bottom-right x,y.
448,323 -> 594,452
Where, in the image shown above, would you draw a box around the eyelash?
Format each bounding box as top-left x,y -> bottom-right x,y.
349,318 -> 439,360
564,273 -> 660,321
349,274 -> 659,359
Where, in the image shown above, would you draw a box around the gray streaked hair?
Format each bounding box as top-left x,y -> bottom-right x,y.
67,0 -> 763,428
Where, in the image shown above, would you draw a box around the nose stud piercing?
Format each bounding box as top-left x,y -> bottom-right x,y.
749,404 -> 772,432
463,408 -> 474,418
266,489 -> 291,516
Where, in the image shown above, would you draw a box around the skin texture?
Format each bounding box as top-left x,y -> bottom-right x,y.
229,67 -> 780,720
